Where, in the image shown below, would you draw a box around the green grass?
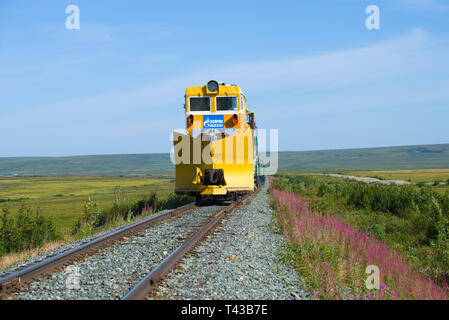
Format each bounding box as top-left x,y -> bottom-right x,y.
0,176 -> 174,231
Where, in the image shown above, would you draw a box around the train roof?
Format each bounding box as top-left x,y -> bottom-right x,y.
186,81 -> 245,100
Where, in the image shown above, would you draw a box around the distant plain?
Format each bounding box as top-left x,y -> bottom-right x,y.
1,143 -> 448,233
0,176 -> 174,230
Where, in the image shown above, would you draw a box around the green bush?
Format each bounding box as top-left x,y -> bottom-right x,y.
157,193 -> 193,209
360,223 -> 386,241
430,216 -> 449,280
0,206 -> 58,256
71,197 -> 101,238
72,191 -> 194,237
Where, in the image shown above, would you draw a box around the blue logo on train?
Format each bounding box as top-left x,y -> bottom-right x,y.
203,115 -> 224,128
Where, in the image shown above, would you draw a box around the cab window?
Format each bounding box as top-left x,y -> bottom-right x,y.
189,97 -> 210,111
216,96 -> 238,111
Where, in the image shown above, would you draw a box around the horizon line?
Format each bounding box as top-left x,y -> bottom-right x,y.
0,142 -> 448,159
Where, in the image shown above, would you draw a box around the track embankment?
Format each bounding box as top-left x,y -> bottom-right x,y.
4,204 -> 225,300
148,184 -> 307,300
1,184 -> 307,300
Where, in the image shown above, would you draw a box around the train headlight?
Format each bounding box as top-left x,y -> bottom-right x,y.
188,114 -> 194,125
233,114 -> 238,124
207,80 -> 219,93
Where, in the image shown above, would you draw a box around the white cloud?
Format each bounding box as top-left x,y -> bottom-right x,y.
2,29 -> 449,155
6,28 -> 447,116
204,29 -> 447,94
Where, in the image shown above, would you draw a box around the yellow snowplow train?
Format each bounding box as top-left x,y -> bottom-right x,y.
173,80 -> 262,202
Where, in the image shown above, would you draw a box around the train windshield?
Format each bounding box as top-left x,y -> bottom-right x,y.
216,96 -> 238,111
189,97 -> 210,111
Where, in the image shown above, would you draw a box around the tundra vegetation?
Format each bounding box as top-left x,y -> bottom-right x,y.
0,176 -> 191,268
0,176 -> 174,229
71,190 -> 192,239
270,175 -> 449,299
0,206 -> 58,256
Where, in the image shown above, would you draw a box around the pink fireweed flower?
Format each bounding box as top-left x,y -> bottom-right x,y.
269,185 -> 449,300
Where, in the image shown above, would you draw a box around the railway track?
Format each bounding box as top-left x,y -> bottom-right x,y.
122,191 -> 256,300
0,190 -> 259,300
0,202 -> 197,297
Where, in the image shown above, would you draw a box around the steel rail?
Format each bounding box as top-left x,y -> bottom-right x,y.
122,192 -> 255,300
0,202 -> 197,293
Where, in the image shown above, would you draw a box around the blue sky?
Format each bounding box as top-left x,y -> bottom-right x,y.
1,0 -> 448,156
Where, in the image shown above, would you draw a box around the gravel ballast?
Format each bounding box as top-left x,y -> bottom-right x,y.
0,210 -> 172,279
150,184 -> 308,300
8,205 -> 226,300
3,183 -> 308,300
